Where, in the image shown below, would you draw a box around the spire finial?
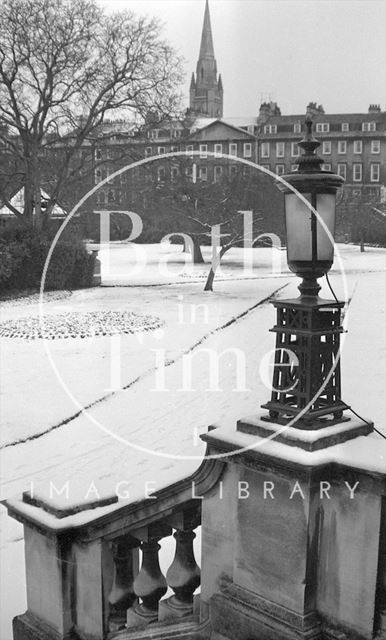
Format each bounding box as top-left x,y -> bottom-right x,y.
199,0 -> 215,59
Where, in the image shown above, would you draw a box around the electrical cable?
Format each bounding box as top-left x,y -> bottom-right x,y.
325,274 -> 386,441
325,272 -> 340,304
345,404 -> 386,441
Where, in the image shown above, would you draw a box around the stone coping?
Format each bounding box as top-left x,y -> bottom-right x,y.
4,418 -> 385,537
236,414 -> 373,451
3,457 -> 224,537
202,417 -> 386,478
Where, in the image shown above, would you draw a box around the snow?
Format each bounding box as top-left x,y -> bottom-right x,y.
206,420 -> 385,474
239,415 -> 374,443
0,243 -> 385,640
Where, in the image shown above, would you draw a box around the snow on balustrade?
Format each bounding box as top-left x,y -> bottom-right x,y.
5,454 -> 223,640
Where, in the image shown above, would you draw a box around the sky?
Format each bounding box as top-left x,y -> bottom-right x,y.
99,0 -> 386,118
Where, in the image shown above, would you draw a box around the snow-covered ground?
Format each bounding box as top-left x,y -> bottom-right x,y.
0,243 -> 385,639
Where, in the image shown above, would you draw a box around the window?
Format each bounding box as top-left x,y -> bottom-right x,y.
150,129 -> 159,139
157,167 -> 165,182
214,143 -> 222,158
291,142 -> 299,157
362,122 -> 376,132
247,125 -> 255,134
214,166 -> 223,182
170,146 -> 178,153
200,144 -> 208,158
323,163 -> 331,171
294,123 -> 301,134
96,191 -> 105,205
95,148 -> 102,160
171,166 -> 179,181
199,166 -> 207,181
186,145 -> 193,157
353,140 -> 362,154
158,146 -> 165,155
229,143 -> 237,156
316,123 -> 330,133
229,165 -> 238,177
337,164 -> 347,180
275,164 -> 285,176
353,163 -> 362,182
341,122 -> 349,132
370,164 -> 380,182
185,167 -> 193,179
338,141 -> 346,154
107,189 -> 115,203
276,142 -> 285,158
264,124 -> 277,134
261,142 -> 270,158
322,141 -> 331,154
145,147 -> 152,157
371,140 -> 380,154
243,143 -> 252,158
291,164 -> 299,172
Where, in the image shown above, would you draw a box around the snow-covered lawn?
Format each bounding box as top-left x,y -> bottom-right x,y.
0,243 -> 385,640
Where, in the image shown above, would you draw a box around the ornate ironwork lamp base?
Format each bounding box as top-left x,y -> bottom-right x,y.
260,296 -> 348,430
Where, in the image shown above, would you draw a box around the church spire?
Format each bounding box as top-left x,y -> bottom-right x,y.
199,0 -> 215,60
189,0 -> 224,118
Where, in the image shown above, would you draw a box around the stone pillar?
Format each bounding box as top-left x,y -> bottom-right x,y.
72,538 -> 113,640
373,498 -> 386,639
91,250 -> 101,286
201,422 -> 385,640
13,524 -> 74,640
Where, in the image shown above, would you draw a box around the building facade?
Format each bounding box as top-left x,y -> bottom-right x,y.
253,101 -> 386,204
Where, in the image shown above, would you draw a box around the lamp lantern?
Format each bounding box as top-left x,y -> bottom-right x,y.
277,116 -> 344,298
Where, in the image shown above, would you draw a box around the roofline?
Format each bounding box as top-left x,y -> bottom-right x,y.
188,118 -> 256,139
261,112 -> 385,120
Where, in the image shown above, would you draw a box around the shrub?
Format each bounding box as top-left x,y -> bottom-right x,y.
0,230 -> 97,292
0,237 -> 31,288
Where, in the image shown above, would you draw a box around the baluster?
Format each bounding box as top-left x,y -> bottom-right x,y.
108,535 -> 139,631
126,537 -> 168,628
159,528 -> 201,621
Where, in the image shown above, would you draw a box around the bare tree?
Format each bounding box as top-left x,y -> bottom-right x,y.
0,0 -> 183,230
337,189 -> 386,251
135,160 -> 283,291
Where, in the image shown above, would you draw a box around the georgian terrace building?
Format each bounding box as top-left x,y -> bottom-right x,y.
250,102 -> 386,204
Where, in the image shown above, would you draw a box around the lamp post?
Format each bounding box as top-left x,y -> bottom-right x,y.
255,118 -> 371,435
200,119 -> 379,640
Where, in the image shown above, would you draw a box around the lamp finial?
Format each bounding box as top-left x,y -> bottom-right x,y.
297,117 -> 324,172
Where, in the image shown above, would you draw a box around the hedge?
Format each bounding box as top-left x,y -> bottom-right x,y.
0,230 -> 97,292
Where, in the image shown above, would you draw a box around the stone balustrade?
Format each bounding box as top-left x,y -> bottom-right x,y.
4,425 -> 386,640
5,456 -> 224,640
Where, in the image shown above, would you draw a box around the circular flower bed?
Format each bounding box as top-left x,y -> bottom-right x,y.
0,310 -> 164,340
